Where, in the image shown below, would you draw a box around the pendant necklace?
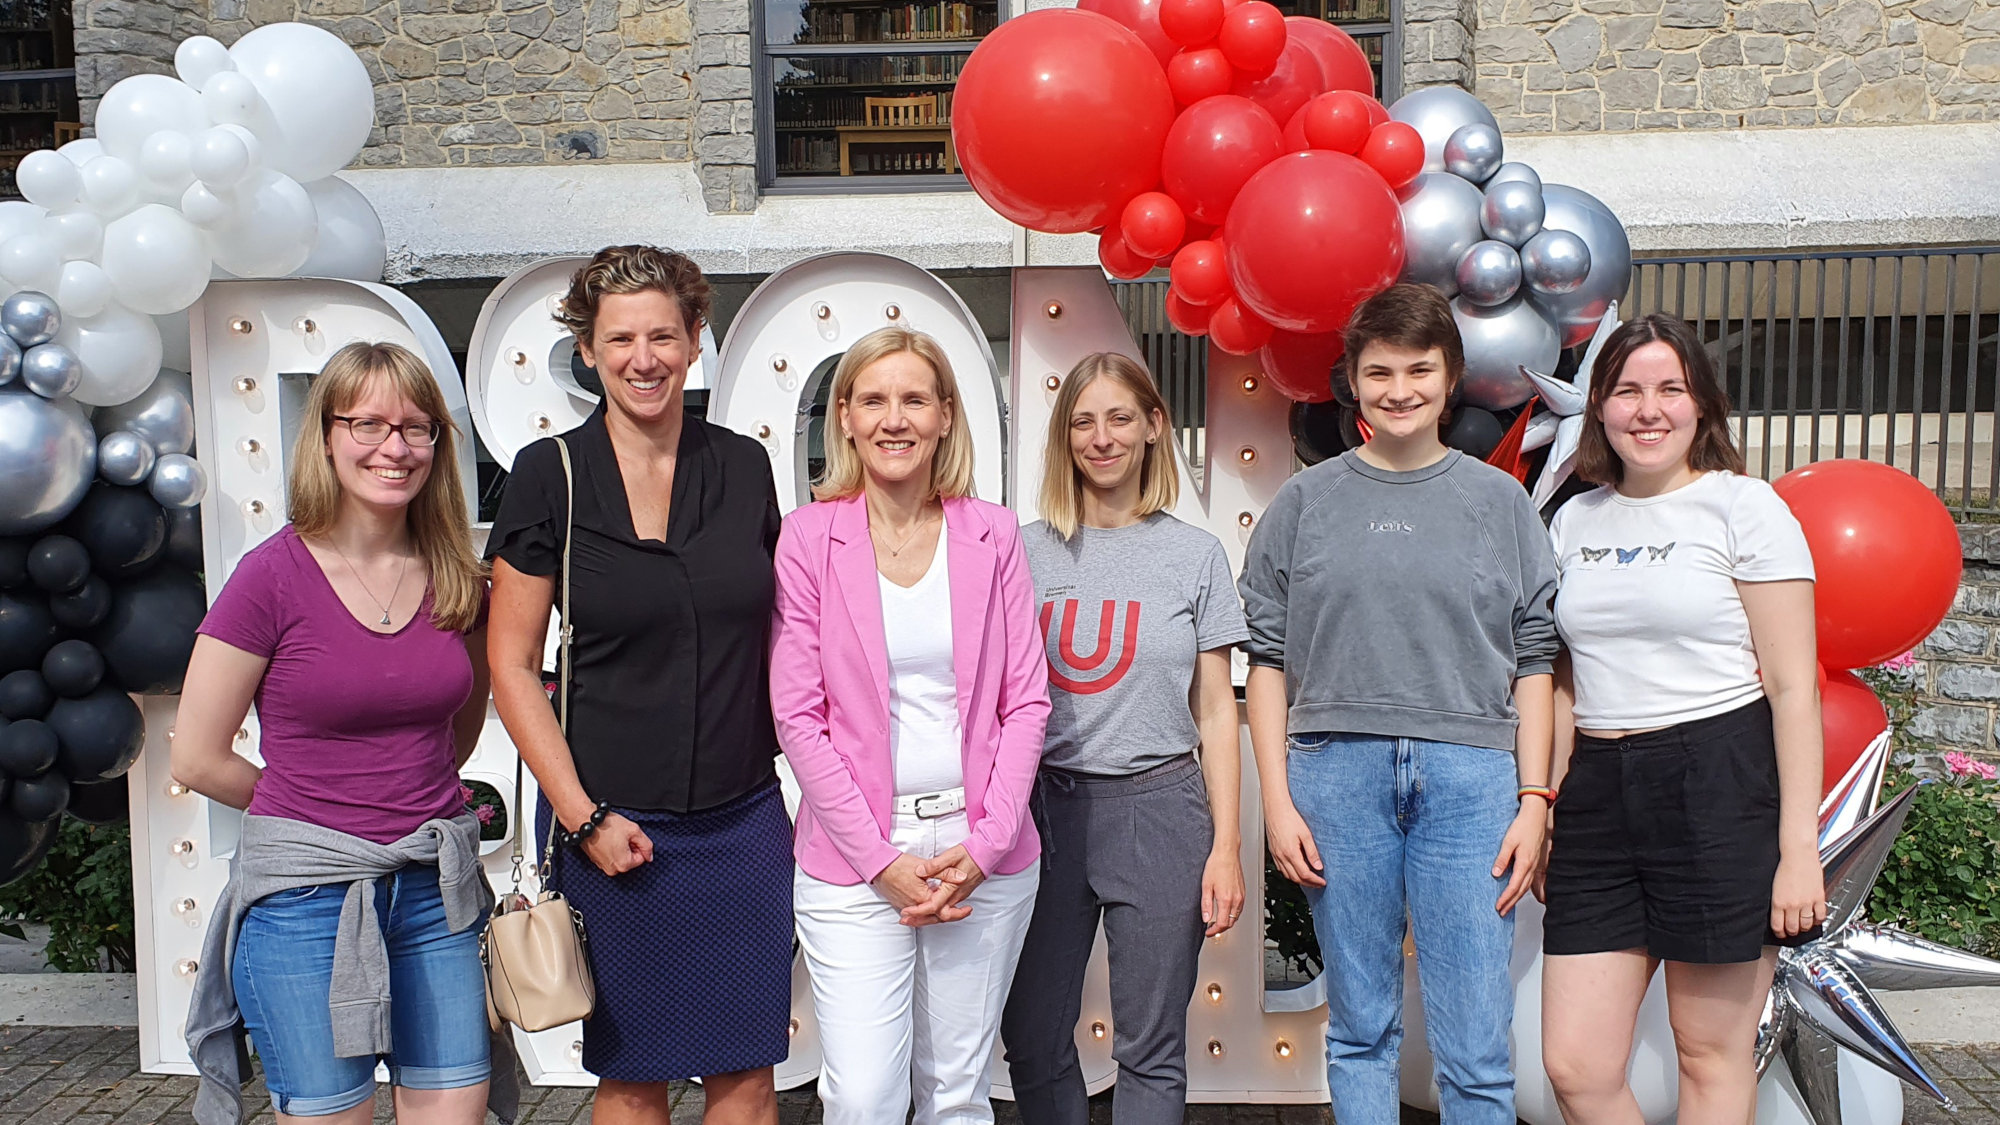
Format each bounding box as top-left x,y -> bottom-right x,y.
331,542 -> 411,626
874,510 -> 935,557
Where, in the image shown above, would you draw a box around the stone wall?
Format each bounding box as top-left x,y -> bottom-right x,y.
1407,0 -> 1480,91
1472,0 -> 2000,133
74,0 -> 759,214
1908,528 -> 2000,770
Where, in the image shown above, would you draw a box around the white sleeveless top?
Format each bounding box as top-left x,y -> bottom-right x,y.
880,528 -> 964,796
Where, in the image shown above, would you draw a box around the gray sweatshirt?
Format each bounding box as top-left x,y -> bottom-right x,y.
1238,449 -> 1559,751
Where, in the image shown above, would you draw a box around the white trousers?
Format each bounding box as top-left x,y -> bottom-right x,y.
794,809 -> 1041,1125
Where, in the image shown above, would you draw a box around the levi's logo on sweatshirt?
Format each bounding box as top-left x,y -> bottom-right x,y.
1368,519 -> 1415,533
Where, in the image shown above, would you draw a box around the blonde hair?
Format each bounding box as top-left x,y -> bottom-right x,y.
556,244 -> 712,346
1039,352 -> 1179,540
288,341 -> 486,632
813,327 -> 977,502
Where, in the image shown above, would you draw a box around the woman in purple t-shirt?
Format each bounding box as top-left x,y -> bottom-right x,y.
172,341 -> 493,1125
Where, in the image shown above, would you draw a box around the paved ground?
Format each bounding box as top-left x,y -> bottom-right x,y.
0,1028 -> 1994,1124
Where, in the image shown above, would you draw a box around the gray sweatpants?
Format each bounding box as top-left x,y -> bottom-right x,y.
1000,755 -> 1214,1125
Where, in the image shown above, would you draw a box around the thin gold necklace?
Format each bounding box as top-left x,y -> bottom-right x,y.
329,541 -> 411,626
872,510 -> 936,557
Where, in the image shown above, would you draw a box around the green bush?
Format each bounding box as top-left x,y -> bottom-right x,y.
0,820 -> 136,973
1868,761 -> 2000,956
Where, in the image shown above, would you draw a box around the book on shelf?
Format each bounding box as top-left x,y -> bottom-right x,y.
797,2 -> 996,44
777,52 -> 967,86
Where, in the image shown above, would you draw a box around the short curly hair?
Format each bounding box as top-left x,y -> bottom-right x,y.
556,244 -> 713,345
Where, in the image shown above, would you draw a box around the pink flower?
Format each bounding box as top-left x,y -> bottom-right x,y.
475,804 -> 496,825
1943,751 -> 1998,780
459,784 -> 475,804
1881,651 -> 1919,673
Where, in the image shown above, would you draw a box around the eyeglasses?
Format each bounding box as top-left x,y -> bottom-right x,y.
332,415 -> 440,447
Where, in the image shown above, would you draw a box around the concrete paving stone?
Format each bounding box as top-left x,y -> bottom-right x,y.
19,1102 -> 100,1125
107,1098 -> 189,1125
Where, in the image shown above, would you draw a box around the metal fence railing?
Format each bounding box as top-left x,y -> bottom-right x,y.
1116,248 -> 2000,514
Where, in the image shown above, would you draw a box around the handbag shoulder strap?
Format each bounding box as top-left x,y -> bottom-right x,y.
511,438 -> 578,892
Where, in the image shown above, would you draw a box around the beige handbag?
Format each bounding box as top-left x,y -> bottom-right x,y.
483,437 -> 597,1033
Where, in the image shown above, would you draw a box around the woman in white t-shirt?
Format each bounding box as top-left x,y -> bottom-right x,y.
1539,314 -> 1827,1125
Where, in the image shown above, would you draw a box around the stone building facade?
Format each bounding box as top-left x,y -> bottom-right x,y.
1910,530 -> 2000,770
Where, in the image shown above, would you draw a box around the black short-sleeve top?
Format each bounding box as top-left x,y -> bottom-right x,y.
486,405 -> 782,813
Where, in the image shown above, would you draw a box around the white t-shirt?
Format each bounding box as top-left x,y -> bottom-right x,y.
1550,471 -> 1815,730
879,529 -> 965,796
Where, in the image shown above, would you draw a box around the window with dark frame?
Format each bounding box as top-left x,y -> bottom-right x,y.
0,0 -> 77,200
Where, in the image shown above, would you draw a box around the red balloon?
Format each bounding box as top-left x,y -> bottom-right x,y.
1259,328 -> 1343,402
1364,96 -> 1390,127
1772,459 -> 1964,671
1303,90 -> 1373,154
1098,226 -> 1158,280
1209,297 -> 1274,355
1121,191 -> 1187,259
1182,218 -> 1217,245
1281,103 -> 1312,152
1171,239 -> 1232,305
1167,47 -> 1235,105
1224,151 -> 1404,333
1359,120 -> 1424,189
1160,0 -> 1224,46
1079,0 -> 1179,65
1218,1 -> 1287,76
1162,95 -> 1282,226
1820,669 -> 1888,798
1284,16 -> 1375,95
1229,38 -> 1324,127
954,10 -> 1176,233
1167,289 -> 1210,335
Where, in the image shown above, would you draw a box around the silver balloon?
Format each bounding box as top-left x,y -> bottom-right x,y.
0,333 -> 18,387
0,387 -> 95,534
1520,228 -> 1592,296
97,429 -> 157,486
1481,178 -> 1546,247
148,451 -> 207,508
1397,173 -> 1486,297
1442,123 -> 1503,185
1451,295 -> 1560,410
1,290 -> 60,347
1388,86 -> 1499,174
92,367 -> 194,455
1532,184 -> 1633,348
1455,240 -> 1521,307
1485,162 -> 1541,190
19,342 -> 80,400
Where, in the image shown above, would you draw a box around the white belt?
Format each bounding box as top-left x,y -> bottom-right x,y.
892,787 -> 966,819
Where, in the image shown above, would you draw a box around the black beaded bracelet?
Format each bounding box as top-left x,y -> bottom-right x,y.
560,801 -> 612,848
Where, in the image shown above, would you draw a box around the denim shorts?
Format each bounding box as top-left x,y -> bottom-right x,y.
231,863 -> 491,1116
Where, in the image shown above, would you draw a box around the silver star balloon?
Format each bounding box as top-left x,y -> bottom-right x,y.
1519,302 -> 1621,509
1751,731 -> 2000,1125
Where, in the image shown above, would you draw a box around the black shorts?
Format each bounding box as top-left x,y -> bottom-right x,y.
1542,697 -> 1820,964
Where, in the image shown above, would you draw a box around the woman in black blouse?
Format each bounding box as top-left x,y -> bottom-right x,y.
487,245 -> 790,1125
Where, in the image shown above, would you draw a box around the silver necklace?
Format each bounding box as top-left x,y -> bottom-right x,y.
872,511 -> 936,557
330,542 -> 411,626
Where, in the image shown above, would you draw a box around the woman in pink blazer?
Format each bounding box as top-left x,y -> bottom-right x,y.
771,325 -> 1050,1125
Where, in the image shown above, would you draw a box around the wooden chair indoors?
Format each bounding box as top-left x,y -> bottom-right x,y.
838,94 -> 956,175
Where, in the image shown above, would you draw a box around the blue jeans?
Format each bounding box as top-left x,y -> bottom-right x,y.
232,864 -> 491,1117
1288,732 -> 1518,1125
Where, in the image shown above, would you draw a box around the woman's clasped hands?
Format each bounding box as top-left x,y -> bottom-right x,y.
873,847 -> 988,927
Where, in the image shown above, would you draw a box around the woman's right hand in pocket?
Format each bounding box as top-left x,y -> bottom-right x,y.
581,813 -> 653,877
1266,801 -> 1326,888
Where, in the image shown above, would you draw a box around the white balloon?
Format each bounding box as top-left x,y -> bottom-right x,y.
94,74 -> 209,162
206,170 -> 316,277
200,70 -> 261,128
57,302 -> 164,408
137,130 -> 196,194
44,210 -> 103,261
79,156 -> 140,216
0,233 -> 61,293
174,35 -> 235,90
189,125 -> 252,188
179,181 -> 232,228
16,150 -> 80,209
101,204 -> 213,316
0,201 -> 48,247
57,137 -> 104,167
228,23 -> 375,183
295,176 -> 386,282
56,260 -> 112,318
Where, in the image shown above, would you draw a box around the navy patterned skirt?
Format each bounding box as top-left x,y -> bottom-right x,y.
537,779 -> 795,1082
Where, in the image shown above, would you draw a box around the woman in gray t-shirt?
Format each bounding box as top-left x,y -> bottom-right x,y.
999,353 -> 1248,1125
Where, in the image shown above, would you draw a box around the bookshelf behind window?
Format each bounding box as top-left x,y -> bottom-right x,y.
0,0 -> 76,200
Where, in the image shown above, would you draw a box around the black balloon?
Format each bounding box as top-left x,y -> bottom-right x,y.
48,575 -> 111,631
1443,406 -> 1506,461
47,687 -> 144,782
64,774 -> 129,825
1289,400 -> 1349,466
0,591 -> 59,675
26,535 -> 90,594
41,639 -> 104,698
164,506 -> 203,572
0,670 -> 51,720
0,717 -> 57,777
64,484 -> 168,579
0,540 -> 25,589
91,567 -> 205,694
0,811 -> 57,887
10,771 -> 68,822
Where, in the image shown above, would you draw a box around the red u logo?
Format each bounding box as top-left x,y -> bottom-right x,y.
1038,599 -> 1141,695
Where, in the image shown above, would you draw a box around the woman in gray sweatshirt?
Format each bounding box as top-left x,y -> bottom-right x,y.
1239,283 -> 1559,1125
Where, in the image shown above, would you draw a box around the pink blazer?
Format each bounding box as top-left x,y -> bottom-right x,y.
770,493 -> 1051,885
